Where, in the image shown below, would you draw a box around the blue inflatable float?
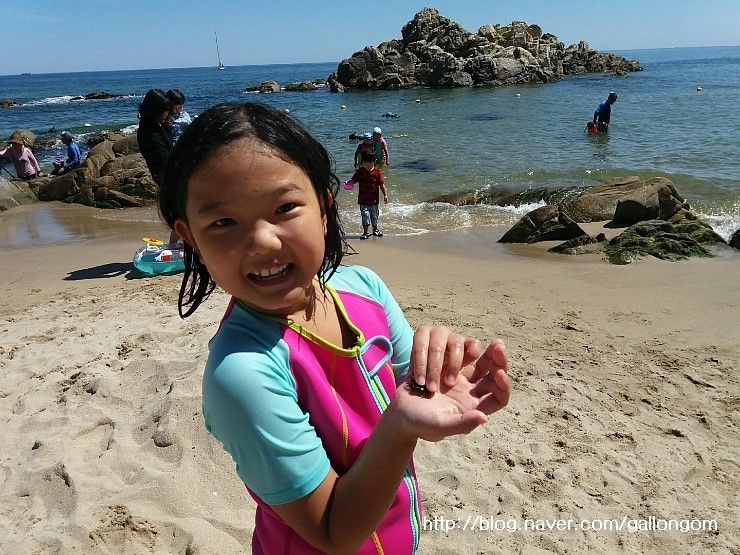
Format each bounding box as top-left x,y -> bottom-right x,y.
133,238 -> 185,276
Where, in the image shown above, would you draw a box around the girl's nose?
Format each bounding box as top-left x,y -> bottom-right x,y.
246,221 -> 281,256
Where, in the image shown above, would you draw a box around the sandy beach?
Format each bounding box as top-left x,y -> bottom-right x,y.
0,202 -> 738,554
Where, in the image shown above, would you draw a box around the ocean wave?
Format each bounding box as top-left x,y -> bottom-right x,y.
22,94 -> 138,107
695,203 -> 740,242
24,95 -> 76,106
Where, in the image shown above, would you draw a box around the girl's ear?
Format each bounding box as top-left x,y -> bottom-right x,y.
174,219 -> 200,255
322,192 -> 332,236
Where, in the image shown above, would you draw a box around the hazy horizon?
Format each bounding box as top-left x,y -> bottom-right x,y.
1,1 -> 738,75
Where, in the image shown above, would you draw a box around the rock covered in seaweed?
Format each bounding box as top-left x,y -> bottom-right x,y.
331,8 -> 640,90
491,176 -> 726,262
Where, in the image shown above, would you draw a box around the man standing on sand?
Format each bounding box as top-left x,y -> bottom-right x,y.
593,91 -> 618,132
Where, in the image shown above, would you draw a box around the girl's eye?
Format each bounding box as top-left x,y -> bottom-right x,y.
212,218 -> 235,227
276,202 -> 298,215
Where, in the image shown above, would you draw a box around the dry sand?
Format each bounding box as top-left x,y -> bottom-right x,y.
0,203 -> 738,554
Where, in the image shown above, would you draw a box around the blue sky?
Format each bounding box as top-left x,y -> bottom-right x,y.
1,0 -> 738,74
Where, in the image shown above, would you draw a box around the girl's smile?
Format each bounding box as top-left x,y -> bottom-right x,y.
174,139 -> 327,318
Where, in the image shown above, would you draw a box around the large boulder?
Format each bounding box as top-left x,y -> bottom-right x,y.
333,8 -> 640,90
6,129 -> 37,148
499,204 -> 587,243
560,176 -> 645,222
429,186 -> 576,207
610,177 -> 688,225
245,80 -> 281,93
112,135 -> 139,156
85,141 -> 116,176
0,176 -> 38,210
730,228 -> 740,250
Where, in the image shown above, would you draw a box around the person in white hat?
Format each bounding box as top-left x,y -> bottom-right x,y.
371,126 -> 390,167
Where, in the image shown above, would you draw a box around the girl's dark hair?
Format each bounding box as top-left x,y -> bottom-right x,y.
139,89 -> 170,123
159,101 -> 347,318
166,89 -> 185,105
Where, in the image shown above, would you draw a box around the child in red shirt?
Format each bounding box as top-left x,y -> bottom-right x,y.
347,151 -> 388,239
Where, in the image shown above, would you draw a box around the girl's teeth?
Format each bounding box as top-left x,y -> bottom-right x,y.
252,264 -> 288,278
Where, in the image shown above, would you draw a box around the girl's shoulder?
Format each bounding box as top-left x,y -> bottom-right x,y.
327,264 -> 391,301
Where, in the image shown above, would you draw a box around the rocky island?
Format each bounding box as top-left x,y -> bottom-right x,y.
328,8 -> 640,91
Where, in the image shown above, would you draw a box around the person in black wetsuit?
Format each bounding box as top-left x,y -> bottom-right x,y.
137,89 -> 173,184
593,91 -> 618,132
137,89 -> 177,242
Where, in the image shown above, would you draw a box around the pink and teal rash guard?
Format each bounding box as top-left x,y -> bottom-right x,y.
203,264 -> 422,553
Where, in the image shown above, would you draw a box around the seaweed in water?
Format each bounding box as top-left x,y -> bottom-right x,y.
396,159 -> 436,172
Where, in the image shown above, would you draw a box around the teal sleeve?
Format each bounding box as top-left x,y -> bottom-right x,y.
203,324 -> 330,506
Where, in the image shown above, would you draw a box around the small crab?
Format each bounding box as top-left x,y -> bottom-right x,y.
407,378 -> 429,398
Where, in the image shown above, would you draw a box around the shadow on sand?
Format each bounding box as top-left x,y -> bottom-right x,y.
64,262 -> 150,281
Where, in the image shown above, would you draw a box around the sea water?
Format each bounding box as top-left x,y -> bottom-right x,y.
1,46 -> 738,240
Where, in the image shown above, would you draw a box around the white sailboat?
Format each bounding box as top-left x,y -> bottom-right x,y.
215,31 -> 225,70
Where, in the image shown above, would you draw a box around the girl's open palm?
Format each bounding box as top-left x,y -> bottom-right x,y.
393,339 -> 510,442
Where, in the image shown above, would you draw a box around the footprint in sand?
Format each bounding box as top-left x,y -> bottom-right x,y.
16,462 -> 78,518
89,504 -> 194,552
57,371 -> 100,404
74,418 -> 115,459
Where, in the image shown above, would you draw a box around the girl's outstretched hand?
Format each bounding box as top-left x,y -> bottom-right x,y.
393,339 -> 510,442
410,325 -> 484,394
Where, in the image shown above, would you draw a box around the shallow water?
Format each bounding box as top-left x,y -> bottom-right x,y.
1,46 -> 738,241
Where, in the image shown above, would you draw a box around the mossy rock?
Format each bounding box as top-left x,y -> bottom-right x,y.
604,220 -> 716,263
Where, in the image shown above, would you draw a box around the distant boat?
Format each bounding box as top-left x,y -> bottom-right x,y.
215,31 -> 226,70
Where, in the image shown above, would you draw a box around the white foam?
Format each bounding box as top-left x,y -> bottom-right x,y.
24,95 -> 75,106
697,208 -> 740,242
495,200 -> 547,214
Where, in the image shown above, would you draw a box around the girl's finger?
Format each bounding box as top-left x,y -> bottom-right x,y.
461,338 -> 482,367
442,333 -> 466,387
423,326 -> 450,392
473,370 -> 512,415
466,339 -> 507,384
411,326 -> 432,385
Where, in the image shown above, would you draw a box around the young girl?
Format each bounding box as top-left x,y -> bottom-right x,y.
158,102 -> 511,554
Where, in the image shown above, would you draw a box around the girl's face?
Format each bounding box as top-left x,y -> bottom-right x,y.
174,139 -> 327,317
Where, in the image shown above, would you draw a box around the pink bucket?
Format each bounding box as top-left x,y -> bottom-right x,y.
342,181 -> 355,191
